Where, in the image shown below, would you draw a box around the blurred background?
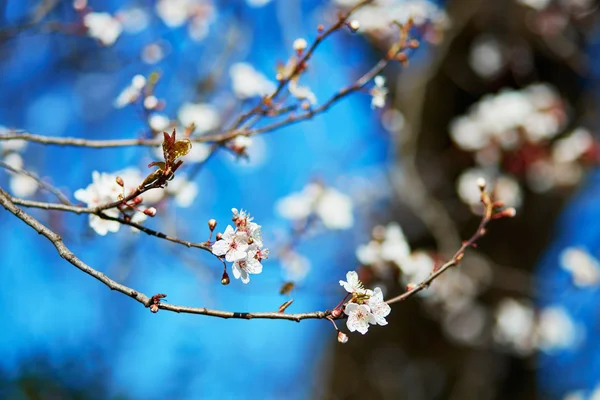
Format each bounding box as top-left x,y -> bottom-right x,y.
1,0 -> 599,399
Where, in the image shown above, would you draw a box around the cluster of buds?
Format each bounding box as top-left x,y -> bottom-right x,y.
211,209 -> 269,284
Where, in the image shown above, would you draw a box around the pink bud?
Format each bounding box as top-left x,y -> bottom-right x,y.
115,176 -> 124,187
331,308 -> 343,318
337,331 -> 349,344
143,207 -> 157,217
221,271 -> 230,285
150,304 -> 159,313
216,232 -> 223,241
208,219 -> 217,231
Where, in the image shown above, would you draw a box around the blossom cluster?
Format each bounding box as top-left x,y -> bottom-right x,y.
450,84 -> 596,210
356,222 -> 494,345
211,209 -> 269,284
74,168 -> 198,235
339,271 -> 391,335
334,0 -> 449,44
276,182 -> 354,230
493,298 -> 583,356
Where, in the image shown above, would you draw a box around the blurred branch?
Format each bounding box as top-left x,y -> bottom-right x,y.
0,160 -> 72,205
391,0 -> 482,255
386,182 -> 513,304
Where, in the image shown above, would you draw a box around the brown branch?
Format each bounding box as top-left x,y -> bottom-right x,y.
0,1 -> 381,150
385,183 -> 512,305
0,186 -> 333,322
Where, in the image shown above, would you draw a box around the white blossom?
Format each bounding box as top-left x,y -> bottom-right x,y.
344,303 -> 375,334
536,306 -> 580,352
288,80 -> 317,105
339,271 -> 365,294
178,102 -> 220,134
74,169 -> 147,236
211,225 -> 249,262
280,251 -> 311,281
232,245 -> 263,284
493,298 -> 537,355
276,183 -> 354,230
366,287 -> 391,326
469,35 -> 505,79
370,76 -> 388,109
83,12 -> 123,46
560,247 -> 600,287
114,75 -> 146,108
211,209 -> 268,284
148,114 -> 171,132
229,63 -> 276,99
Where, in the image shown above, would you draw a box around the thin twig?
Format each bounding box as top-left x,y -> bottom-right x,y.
0,160 -> 72,205
0,186 -> 332,322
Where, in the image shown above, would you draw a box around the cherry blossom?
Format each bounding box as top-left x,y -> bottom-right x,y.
344,303 -> 375,334
276,183 -> 354,230
339,271 -> 365,294
232,245 -> 264,284
366,287 -> 391,326
211,209 -> 268,284
74,168 -> 150,236
493,298 -> 537,355
83,12 -> 123,46
229,63 -> 276,99
560,247 -> 600,287
211,225 -> 249,262
114,75 -> 146,108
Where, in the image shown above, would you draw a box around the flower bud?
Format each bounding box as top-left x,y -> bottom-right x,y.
293,38 -> 307,52
406,282 -> 416,291
348,20 -> 360,32
477,177 -> 486,191
143,207 -> 157,217
133,196 -> 143,205
144,95 -> 159,110
150,304 -> 159,313
317,24 -> 324,33
337,331 -> 349,344
208,219 -> 217,231
115,176 -> 124,187
331,308 -> 343,318
216,232 -> 223,241
221,271 -> 230,285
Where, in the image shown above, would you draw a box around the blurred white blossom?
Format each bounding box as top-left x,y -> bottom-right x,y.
494,298 -> 537,355
560,247 -> 600,287
229,63 -> 276,99
74,168 -> 147,235
178,102 -> 220,134
276,183 -> 354,229
370,76 -> 388,109
83,12 -> 123,46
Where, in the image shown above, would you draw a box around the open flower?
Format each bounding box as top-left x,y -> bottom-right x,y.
212,209 -> 268,284
232,245 -> 264,284
366,287 -> 391,326
344,303 -> 376,334
211,225 -> 249,262
339,271 -> 365,294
